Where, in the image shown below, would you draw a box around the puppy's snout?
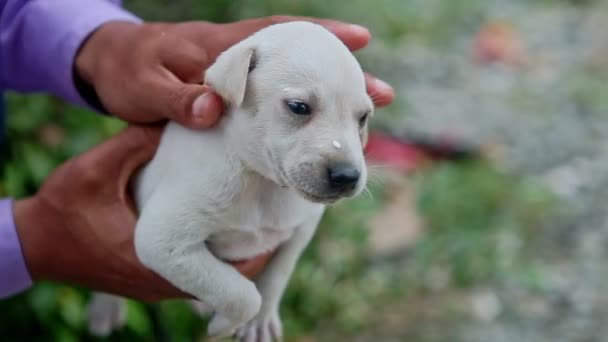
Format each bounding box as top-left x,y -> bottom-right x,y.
327,163 -> 360,190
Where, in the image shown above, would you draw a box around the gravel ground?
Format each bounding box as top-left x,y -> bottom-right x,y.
355,1 -> 608,341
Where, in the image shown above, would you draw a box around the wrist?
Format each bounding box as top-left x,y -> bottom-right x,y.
75,21 -> 140,86
13,198 -> 48,281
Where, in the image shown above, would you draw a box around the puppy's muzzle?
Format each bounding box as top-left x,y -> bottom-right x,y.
327,163 -> 360,191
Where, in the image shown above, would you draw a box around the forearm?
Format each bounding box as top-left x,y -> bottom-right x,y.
0,199 -> 31,298
0,0 -> 140,109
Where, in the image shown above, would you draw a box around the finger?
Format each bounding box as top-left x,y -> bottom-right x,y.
115,124 -> 164,159
310,19 -> 371,51
140,270 -> 195,301
230,249 -> 275,279
112,125 -> 165,206
146,75 -> 224,129
159,36 -> 209,83
99,275 -> 191,302
102,125 -> 164,174
242,16 -> 371,51
68,125 -> 164,213
71,124 -> 162,186
365,73 -> 395,107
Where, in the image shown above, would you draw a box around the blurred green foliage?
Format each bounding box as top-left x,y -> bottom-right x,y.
1,0 -> 561,341
413,161 -> 554,288
2,95 -> 125,198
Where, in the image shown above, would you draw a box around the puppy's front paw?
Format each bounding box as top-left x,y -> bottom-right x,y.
235,310 -> 282,342
207,282 -> 262,337
208,313 -> 236,337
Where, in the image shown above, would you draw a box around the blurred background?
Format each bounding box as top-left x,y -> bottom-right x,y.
2,0 -> 608,341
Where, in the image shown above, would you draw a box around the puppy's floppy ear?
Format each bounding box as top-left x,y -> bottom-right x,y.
361,123 -> 369,149
361,124 -> 369,149
361,108 -> 372,149
204,44 -> 256,107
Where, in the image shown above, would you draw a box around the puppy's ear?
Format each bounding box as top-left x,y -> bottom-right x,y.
204,44 -> 256,107
360,110 -> 371,149
361,124 -> 369,149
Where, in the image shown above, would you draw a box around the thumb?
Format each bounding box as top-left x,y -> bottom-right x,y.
95,125 -> 163,164
100,124 -> 164,208
40,124 -> 164,203
189,87 -> 225,128
151,79 -> 225,129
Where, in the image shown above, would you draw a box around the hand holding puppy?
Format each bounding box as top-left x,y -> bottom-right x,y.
13,124 -> 272,302
75,16 -> 394,128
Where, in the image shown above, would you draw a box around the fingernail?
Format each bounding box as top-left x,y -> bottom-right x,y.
192,93 -> 211,120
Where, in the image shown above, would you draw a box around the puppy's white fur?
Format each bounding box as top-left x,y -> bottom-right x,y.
88,22 -> 373,341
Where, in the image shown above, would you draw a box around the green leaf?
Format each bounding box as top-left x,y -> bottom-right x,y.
126,300 -> 153,337
58,287 -> 85,329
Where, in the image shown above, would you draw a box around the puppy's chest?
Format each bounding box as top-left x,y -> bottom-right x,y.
206,188 -> 322,261
207,227 -> 292,262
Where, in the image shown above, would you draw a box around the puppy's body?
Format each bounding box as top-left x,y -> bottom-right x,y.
135,120 -> 324,263
88,22 -> 373,341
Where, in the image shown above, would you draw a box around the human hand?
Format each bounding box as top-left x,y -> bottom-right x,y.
75,16 -> 394,129
12,125 -> 272,302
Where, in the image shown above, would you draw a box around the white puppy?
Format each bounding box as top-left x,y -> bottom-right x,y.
88,21 -> 373,341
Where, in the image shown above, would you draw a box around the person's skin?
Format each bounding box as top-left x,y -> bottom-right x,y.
12,16 -> 394,302
75,16 -> 394,128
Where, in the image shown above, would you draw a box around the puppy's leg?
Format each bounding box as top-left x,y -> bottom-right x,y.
87,293 -> 126,337
135,191 -> 261,337
235,213 -> 323,342
189,300 -> 213,316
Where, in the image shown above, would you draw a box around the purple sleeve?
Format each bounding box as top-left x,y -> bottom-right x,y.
0,0 -> 141,108
0,199 -> 31,298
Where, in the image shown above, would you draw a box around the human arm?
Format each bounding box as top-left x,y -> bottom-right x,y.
73,16 -> 395,128
1,2 -> 393,127
7,124 -> 272,301
0,0 -> 140,108
0,0 -> 141,299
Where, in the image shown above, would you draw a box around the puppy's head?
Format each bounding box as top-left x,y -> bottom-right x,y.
205,22 -> 373,204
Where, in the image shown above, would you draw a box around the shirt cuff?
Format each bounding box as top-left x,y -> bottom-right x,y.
47,0 -> 142,108
0,199 -> 32,299
1,0 -> 141,110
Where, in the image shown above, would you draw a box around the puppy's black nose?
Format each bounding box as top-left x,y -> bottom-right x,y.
327,164 -> 360,190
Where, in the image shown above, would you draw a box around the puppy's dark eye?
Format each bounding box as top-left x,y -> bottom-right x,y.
359,113 -> 369,128
286,100 -> 311,115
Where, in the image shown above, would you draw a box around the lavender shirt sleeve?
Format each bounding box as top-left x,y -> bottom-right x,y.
0,0 -> 141,299
0,0 -> 141,107
0,199 -> 31,298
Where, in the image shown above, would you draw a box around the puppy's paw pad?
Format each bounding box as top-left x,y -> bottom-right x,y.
235,312 -> 282,342
87,294 -> 126,337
